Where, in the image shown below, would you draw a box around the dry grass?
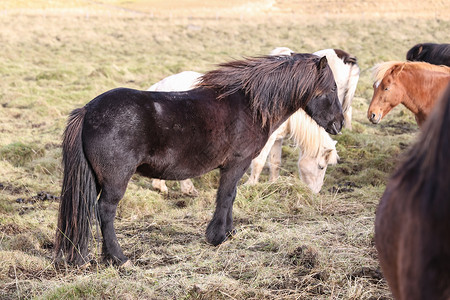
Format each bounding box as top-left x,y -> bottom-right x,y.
0,1 -> 449,299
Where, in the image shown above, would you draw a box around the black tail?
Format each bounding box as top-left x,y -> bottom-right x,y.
54,107 -> 98,265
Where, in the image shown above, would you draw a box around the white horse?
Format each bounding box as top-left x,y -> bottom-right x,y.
245,108 -> 339,193
313,48 -> 360,130
270,47 -> 360,130
245,47 -> 359,193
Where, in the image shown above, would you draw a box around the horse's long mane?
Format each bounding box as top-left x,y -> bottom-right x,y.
199,54 -> 334,126
288,109 -> 338,163
372,61 -> 450,83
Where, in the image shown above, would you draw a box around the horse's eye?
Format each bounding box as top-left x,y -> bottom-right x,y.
384,87 -> 389,91
318,165 -> 325,170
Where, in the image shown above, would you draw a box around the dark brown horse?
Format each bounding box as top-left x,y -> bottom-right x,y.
368,61 -> 450,126
375,83 -> 450,300
55,54 -> 344,266
406,43 -> 450,66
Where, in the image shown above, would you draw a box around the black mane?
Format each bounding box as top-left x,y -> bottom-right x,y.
406,43 -> 450,66
199,54 -> 335,126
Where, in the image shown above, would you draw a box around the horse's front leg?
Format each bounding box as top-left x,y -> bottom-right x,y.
245,133 -> 278,185
206,162 -> 250,246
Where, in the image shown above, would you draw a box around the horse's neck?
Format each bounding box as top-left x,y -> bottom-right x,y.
401,71 -> 449,122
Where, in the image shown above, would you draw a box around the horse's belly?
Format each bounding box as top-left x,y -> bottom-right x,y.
136,160 -> 218,181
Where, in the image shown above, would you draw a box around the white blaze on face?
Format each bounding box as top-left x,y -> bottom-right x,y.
154,102 -> 163,115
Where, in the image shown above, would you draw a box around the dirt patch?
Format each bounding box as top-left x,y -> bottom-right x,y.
0,223 -> 22,234
380,120 -> 418,135
267,275 -> 326,297
15,191 -> 59,204
335,163 -> 363,176
0,182 -> 25,195
288,245 -> 318,269
328,181 -> 362,193
349,267 -> 384,284
8,265 -> 57,281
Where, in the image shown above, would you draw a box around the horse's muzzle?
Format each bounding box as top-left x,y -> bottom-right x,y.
369,113 -> 382,124
327,120 -> 343,135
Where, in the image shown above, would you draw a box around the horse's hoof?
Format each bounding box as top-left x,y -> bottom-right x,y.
206,227 -> 227,246
206,233 -> 226,246
206,228 -> 236,246
79,261 -> 92,270
120,260 -> 133,269
226,228 -> 237,238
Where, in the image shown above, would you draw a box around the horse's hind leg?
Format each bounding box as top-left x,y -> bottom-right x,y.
180,179 -> 198,196
206,162 -> 250,246
98,182 -> 129,265
152,179 -> 168,193
268,138 -> 283,182
344,106 -> 352,130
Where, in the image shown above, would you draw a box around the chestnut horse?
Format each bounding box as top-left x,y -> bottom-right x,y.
368,61 -> 450,126
55,54 -> 344,265
375,83 -> 450,300
406,43 -> 450,66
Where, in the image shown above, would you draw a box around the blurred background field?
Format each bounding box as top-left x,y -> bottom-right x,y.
0,1 -> 449,299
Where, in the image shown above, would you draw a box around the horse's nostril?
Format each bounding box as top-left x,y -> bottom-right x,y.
371,113 -> 376,119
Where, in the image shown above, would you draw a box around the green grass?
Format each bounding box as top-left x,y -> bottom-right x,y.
0,4 -> 449,299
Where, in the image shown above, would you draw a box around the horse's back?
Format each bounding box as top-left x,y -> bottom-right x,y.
407,43 -> 450,66
81,87 -> 262,182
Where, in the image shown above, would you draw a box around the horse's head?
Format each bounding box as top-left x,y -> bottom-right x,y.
368,66 -> 404,124
406,43 -> 429,62
304,56 -> 344,135
298,141 -> 339,194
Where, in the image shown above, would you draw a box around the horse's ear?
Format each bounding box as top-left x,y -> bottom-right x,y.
324,148 -> 339,164
417,45 -> 423,55
317,56 -> 329,71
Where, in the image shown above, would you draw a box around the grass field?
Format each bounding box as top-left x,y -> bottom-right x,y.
0,1 -> 449,299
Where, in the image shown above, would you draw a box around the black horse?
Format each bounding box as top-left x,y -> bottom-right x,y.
406,43 -> 450,66
55,53 -> 344,266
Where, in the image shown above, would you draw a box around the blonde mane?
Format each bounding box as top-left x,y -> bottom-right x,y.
372,61 -> 450,84
287,109 -> 338,163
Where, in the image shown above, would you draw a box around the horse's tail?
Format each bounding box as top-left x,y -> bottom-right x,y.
54,107 -> 98,265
